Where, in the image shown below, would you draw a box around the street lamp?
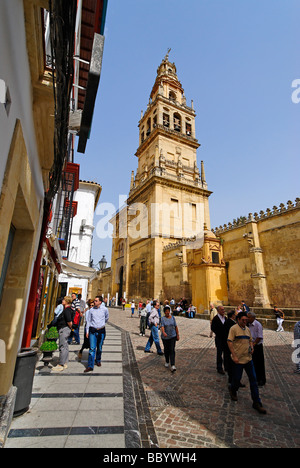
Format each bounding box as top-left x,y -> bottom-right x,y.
99,255 -> 107,271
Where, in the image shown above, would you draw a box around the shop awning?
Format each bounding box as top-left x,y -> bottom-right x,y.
61,259 -> 98,281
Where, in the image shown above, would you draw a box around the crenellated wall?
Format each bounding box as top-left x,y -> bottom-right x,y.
212,198 -> 300,308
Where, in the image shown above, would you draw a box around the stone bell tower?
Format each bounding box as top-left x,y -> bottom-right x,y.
111,52 -> 212,301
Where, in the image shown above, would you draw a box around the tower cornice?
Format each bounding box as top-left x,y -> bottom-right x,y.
128,171 -> 212,205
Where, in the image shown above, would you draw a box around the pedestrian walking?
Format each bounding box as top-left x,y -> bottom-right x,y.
48,297 -> 64,328
144,300 -> 164,355
131,300 -> 135,317
52,296 -> 73,372
247,311 -> 266,386
139,303 -> 147,336
78,299 -> 94,362
211,305 -> 228,375
227,312 -> 267,414
161,305 -> 179,372
241,300 -> 250,313
84,296 -> 109,373
209,303 -> 218,337
274,306 -> 285,332
293,320 -> 300,374
68,292 -> 82,344
224,310 -> 237,386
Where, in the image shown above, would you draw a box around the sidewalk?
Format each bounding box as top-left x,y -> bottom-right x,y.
5,322 -> 157,448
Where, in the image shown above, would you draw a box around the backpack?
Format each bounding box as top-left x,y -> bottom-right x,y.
73,310 -> 81,326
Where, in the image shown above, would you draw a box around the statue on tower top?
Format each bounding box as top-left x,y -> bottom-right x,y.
164,48 -> 171,61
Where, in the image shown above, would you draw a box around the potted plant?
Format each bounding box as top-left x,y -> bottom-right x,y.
40,327 -> 59,366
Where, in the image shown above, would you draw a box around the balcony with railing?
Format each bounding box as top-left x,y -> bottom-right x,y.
52,162 -> 79,256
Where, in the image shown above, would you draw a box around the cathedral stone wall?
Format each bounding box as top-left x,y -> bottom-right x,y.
214,199 -> 300,308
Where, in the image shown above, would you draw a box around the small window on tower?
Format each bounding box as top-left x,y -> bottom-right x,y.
174,113 -> 181,132
169,91 -> 176,102
146,118 -> 151,136
186,122 -> 192,136
163,113 -> 170,128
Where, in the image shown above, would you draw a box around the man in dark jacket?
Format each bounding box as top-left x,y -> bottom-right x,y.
211,306 -> 228,375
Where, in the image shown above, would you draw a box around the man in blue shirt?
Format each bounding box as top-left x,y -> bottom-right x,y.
84,296 -> 109,373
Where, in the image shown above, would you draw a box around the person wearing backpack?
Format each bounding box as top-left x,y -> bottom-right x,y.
52,296 -> 73,372
68,292 -> 82,344
161,305 -> 180,372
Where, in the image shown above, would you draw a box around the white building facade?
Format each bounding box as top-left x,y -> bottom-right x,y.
59,181 -> 102,301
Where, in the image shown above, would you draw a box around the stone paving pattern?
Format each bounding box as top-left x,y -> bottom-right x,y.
108,310 -> 300,449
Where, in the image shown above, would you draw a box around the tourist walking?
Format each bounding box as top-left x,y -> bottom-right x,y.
161,305 -> 179,372
227,312 -> 267,414
131,300 -> 135,317
224,310 -> 237,385
68,292 -> 82,344
84,296 -> 109,373
139,303 -> 147,336
274,306 -> 285,332
78,299 -> 94,362
247,311 -> 266,386
209,303 -> 218,337
144,300 -> 164,355
52,296 -> 73,372
211,306 -> 228,375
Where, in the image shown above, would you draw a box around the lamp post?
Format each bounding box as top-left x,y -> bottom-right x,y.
99,255 -> 107,271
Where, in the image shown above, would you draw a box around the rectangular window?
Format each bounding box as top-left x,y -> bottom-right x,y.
212,251 -> 220,264
140,261 -> 146,282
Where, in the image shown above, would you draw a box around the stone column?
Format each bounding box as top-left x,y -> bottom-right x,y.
245,218 -> 271,307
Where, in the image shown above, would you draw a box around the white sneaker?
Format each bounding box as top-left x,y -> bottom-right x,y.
52,365 -> 64,372
165,363 -> 169,368
171,365 -> 177,372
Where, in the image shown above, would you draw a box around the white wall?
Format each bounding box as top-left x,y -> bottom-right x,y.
69,184 -> 98,266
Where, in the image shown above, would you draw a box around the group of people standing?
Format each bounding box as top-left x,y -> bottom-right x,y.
50,293 -> 109,373
210,303 -> 267,414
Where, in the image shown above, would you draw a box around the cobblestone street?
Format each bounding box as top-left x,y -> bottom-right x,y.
109,309 -> 300,449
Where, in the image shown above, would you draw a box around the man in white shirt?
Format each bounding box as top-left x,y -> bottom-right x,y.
84,296 -> 109,373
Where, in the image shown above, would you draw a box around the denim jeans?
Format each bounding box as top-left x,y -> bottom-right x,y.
68,326 -> 80,344
88,328 -> 106,369
145,325 -> 162,353
231,360 -> 261,404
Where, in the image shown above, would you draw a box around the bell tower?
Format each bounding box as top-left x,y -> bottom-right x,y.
134,50 -> 207,194
111,52 -> 213,301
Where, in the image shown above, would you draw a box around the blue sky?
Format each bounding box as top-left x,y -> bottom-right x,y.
74,0 -> 300,266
